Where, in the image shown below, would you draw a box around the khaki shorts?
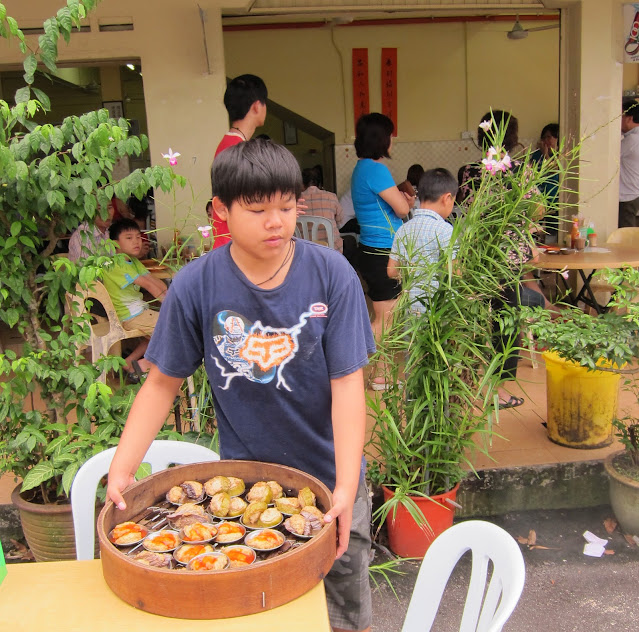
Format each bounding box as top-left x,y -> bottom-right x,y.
122,309 -> 158,336
325,479 -> 372,631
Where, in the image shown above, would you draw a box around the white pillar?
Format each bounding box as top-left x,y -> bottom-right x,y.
136,2 -> 228,242
555,0 -> 625,240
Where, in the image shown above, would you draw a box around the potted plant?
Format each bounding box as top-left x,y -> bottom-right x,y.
367,116 -> 569,557
517,266 -> 639,449
605,391 -> 639,536
0,1 -> 187,560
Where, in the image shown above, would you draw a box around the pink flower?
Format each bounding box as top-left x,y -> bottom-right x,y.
482,147 -> 512,174
482,157 -> 498,174
479,120 -> 492,132
162,148 -> 181,166
198,225 -> 212,238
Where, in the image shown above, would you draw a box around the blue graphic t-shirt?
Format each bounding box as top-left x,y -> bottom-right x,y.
145,239 -> 375,490
351,158 -> 402,248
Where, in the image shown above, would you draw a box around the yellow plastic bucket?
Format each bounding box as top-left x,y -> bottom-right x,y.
543,351 -> 621,449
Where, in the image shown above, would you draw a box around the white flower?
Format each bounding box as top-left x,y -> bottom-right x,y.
198,225 -> 212,238
479,120 -> 492,132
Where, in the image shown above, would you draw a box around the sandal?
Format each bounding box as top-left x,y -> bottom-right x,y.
126,360 -> 145,384
498,395 -> 524,409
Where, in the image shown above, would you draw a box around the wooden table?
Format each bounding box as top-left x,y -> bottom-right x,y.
533,244 -> 639,313
0,560 -> 331,632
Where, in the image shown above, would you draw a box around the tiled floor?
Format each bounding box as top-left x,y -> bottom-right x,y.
1,352 -> 632,506
364,349 -> 629,474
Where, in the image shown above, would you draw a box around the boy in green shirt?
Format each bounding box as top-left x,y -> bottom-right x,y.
102,219 -> 168,374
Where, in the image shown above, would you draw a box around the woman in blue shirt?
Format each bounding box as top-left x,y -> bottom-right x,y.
351,114 -> 412,373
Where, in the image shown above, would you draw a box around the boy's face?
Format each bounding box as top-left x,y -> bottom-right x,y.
214,192 -> 297,261
116,228 -> 143,257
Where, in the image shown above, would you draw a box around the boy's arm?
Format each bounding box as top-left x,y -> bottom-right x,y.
387,256 -> 401,280
107,365 -> 183,510
324,368 -> 367,559
135,272 -> 168,302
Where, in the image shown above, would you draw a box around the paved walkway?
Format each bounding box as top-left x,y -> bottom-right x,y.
371,505 -> 639,632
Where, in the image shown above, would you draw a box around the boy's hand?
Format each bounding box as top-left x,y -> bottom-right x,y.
106,470 -> 136,511
324,487 -> 355,559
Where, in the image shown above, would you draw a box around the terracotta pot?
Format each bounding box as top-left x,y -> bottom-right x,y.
382,484 -> 460,558
604,450 -> 639,535
11,485 -> 77,561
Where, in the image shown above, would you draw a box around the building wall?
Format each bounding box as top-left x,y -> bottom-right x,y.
224,20 -> 560,145
0,0 -> 229,237
224,19 -> 559,196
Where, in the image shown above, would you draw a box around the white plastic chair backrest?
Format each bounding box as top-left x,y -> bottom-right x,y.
607,227 -> 639,248
296,214 -> 335,249
401,520 -> 525,632
71,440 -> 219,560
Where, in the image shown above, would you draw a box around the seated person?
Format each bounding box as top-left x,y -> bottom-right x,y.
101,219 -> 168,374
388,168 -> 457,312
300,168 -> 344,253
68,204 -> 115,262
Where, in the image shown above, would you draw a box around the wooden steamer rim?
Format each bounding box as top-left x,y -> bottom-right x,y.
98,460 -> 336,619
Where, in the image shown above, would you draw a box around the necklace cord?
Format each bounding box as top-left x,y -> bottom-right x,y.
255,239 -> 295,286
230,126 -> 247,141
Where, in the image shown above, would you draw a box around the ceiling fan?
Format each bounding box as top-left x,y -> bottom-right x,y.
507,15 -> 560,40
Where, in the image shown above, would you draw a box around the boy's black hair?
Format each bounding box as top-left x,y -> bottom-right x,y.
418,168 -> 458,203
354,113 -> 394,160
224,74 -> 268,122
623,98 -> 639,123
109,218 -> 140,241
540,123 -> 559,139
406,164 -> 424,187
211,139 -> 303,208
477,110 -> 519,153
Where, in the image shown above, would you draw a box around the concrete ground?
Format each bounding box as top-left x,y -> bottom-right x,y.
371,504 -> 639,632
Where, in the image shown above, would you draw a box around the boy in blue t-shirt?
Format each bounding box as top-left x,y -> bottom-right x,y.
107,140 -> 375,632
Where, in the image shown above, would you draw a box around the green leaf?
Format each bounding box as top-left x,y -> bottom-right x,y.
44,434 -> 71,456
21,462 -> 57,492
10,221 -> 21,237
62,462 -> 81,496
23,53 -> 37,84
14,86 -> 30,104
6,15 -> 19,36
135,462 -> 152,480
31,87 -> 51,111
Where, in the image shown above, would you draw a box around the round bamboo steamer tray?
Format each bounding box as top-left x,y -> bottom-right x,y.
98,460 -> 336,619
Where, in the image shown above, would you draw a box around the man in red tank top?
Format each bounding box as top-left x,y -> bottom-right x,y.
211,75 -> 268,248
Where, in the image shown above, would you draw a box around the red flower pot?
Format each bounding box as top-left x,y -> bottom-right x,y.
382,484 -> 460,558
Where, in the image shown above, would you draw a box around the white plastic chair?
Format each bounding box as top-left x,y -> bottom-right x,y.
70,440 -> 219,560
296,214 -> 336,249
401,520 -> 525,632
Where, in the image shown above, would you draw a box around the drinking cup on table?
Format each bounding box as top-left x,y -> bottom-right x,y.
589,233 -> 598,247
575,237 -> 587,250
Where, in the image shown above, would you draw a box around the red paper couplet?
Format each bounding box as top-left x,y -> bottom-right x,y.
381,48 -> 397,135
352,48 -> 369,129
